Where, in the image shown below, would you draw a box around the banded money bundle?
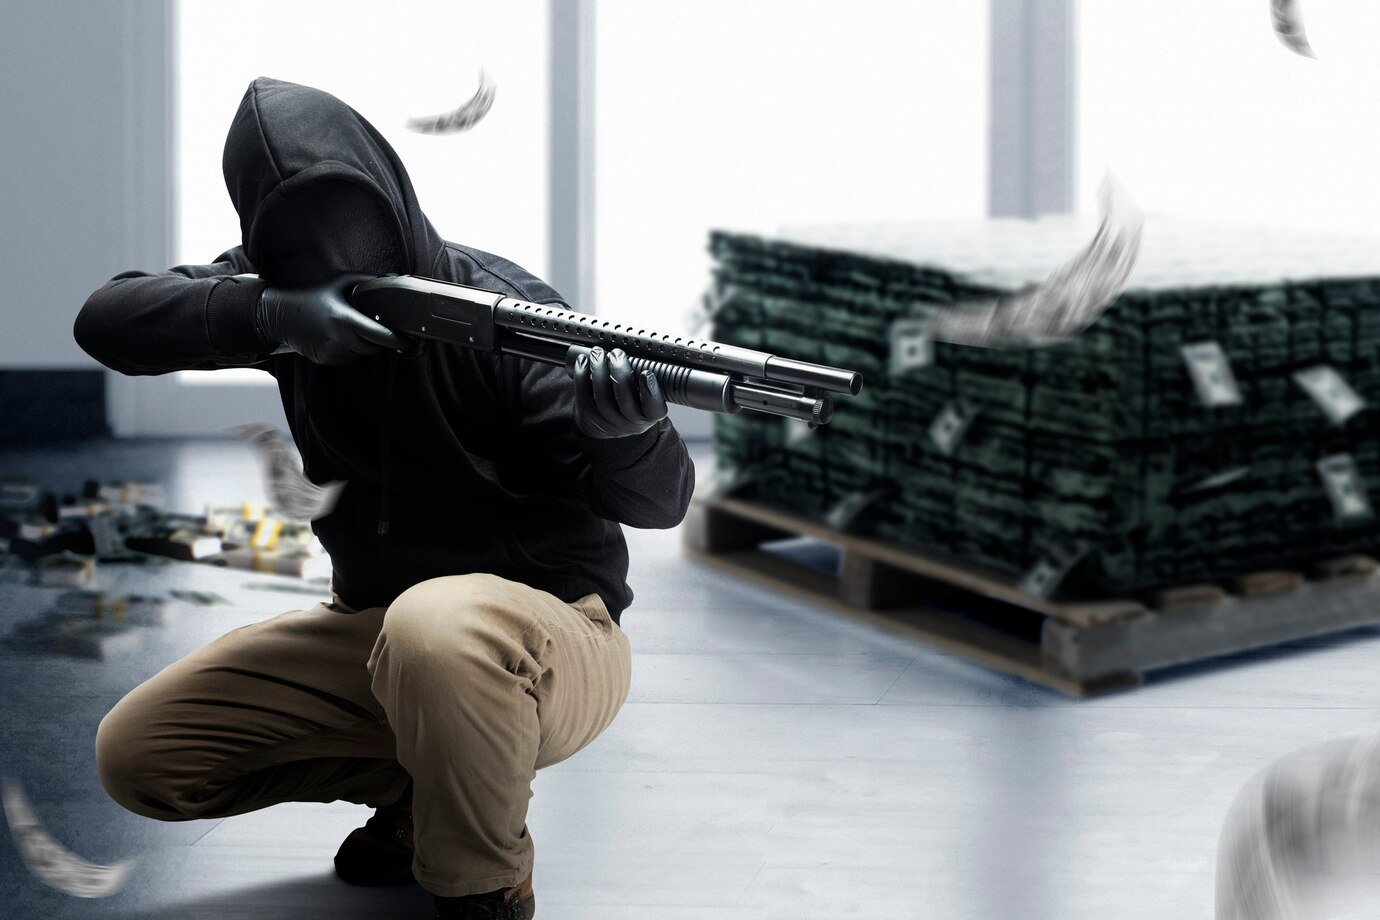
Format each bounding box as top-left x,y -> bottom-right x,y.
708,218 -> 1380,597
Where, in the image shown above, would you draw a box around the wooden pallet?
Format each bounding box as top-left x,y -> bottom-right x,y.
682,492 -> 1380,697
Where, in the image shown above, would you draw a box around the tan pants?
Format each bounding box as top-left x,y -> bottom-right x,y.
94,573 -> 633,897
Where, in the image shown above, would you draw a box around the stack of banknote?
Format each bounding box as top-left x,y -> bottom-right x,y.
708,217 -> 1380,597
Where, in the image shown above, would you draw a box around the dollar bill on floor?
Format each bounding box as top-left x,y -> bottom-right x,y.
10,535 -> 92,567
223,547 -> 323,578
1,778 -> 134,898
1216,735 -> 1380,920
82,480 -> 166,513
1293,366 -> 1365,425
54,591 -> 169,626
86,514 -> 125,559
1271,0 -> 1316,58
228,424 -> 346,523
125,526 -> 222,561
406,67 -> 496,134
926,173 -> 1144,348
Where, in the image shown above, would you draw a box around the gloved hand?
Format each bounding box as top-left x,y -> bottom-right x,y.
256,274 -> 406,365
573,347 -> 669,439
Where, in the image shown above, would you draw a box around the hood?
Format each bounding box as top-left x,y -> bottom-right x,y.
222,77 -> 446,281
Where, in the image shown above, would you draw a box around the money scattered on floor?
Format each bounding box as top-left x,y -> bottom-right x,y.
406,67 -> 496,134
926,173 -> 1144,349
1217,735 -> 1380,920
2,778 -> 134,898
1271,0 -> 1316,59
229,424 -> 346,523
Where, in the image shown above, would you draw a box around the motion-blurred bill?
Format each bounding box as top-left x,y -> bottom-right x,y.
927,173 -> 1144,349
2,778 -> 134,898
407,68 -> 497,134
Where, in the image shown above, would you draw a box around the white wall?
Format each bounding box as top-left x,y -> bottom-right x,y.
0,0 -> 173,369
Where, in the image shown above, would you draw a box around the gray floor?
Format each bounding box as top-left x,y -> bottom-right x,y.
1,438 -> 1378,919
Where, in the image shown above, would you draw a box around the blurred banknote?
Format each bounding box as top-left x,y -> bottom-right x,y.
229,424 -> 346,523
1217,735 -> 1380,919
407,68 -> 496,134
1272,0 -> 1316,59
2,778 -> 134,898
927,173 -> 1144,349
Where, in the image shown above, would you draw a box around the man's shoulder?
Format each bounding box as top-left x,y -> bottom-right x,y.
435,242 -> 569,307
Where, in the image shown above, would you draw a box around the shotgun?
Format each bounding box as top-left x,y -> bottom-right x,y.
350,275 -> 863,426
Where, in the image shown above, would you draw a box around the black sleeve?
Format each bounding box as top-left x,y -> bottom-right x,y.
497,350 -> 696,530
73,247 -> 277,376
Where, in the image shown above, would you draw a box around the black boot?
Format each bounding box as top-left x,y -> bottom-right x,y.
433,873 -> 535,920
333,782 -> 415,887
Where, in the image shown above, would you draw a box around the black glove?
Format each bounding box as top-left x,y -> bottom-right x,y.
573,347 -> 669,439
256,274 -> 405,365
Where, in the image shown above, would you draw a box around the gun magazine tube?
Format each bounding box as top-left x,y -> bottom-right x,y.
729,382 -> 834,425
509,335 -> 827,423
620,354 -> 738,415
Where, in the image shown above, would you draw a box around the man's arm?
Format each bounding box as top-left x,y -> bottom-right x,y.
73,248 -> 276,375
497,349 -> 696,530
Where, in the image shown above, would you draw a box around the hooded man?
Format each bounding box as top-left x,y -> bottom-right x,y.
74,77 -> 695,920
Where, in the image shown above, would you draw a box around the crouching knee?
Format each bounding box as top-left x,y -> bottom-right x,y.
380,574 -> 539,655
372,574 -> 544,686
94,698 -> 198,822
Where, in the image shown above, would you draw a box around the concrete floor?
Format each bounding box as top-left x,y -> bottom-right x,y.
1,437 -> 1379,919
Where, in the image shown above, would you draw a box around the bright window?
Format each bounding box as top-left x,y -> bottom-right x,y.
593,0 -> 991,335
175,0 -> 550,385
1079,0 -> 1380,235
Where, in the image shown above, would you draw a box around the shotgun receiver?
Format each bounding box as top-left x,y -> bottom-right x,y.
351,275 -> 863,425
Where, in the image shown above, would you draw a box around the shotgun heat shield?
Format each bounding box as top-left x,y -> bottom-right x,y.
351,275 -> 864,425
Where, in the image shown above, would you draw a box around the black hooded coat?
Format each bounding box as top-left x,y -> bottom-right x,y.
74,77 -> 695,622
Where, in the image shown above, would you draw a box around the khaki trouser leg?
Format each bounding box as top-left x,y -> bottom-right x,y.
94,600 -> 408,821
95,573 -> 633,899
368,573 -> 633,897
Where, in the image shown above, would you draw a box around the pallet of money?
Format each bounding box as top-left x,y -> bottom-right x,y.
705,219 -> 1380,600
683,490 -> 1380,696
